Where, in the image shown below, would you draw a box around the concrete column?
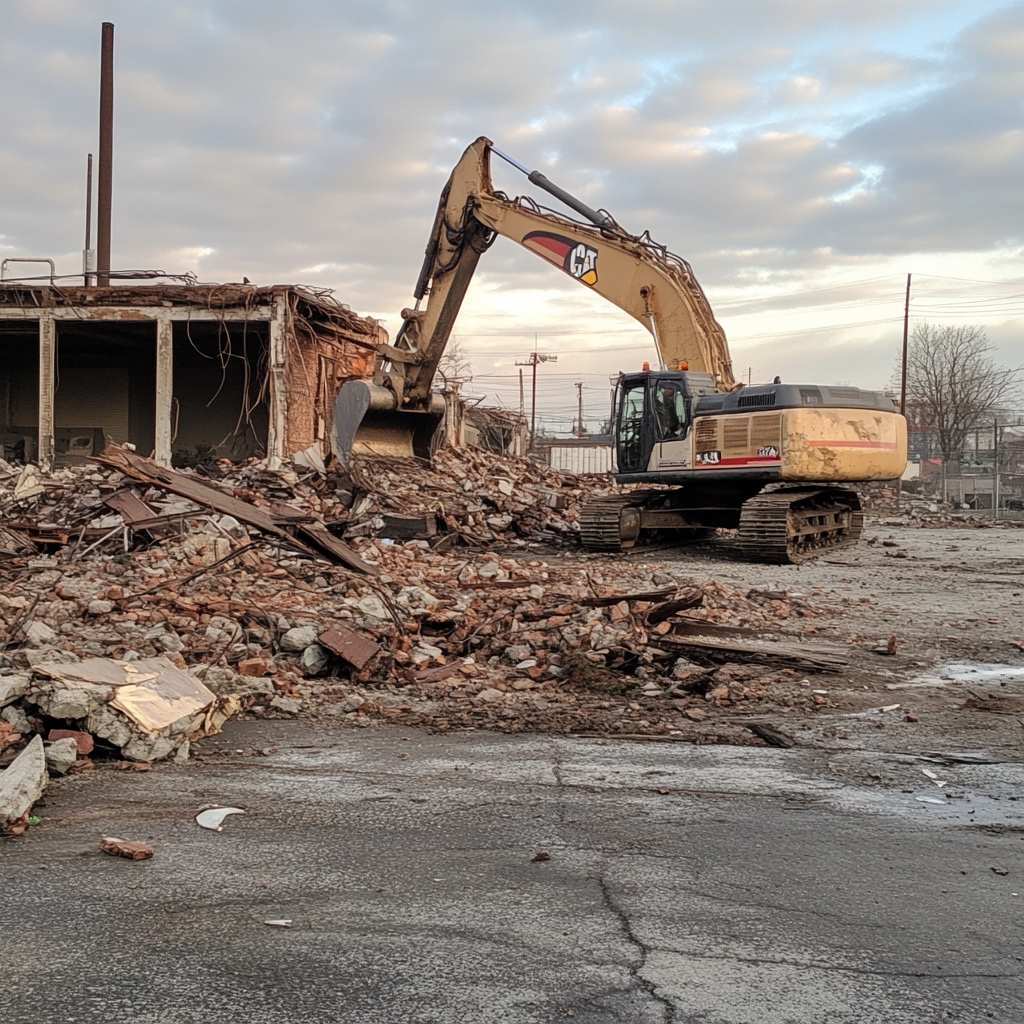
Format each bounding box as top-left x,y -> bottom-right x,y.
38,317 -> 55,469
267,294 -> 288,469
155,317 -> 173,466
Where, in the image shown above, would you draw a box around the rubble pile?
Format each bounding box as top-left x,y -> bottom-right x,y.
342,447 -> 607,546
0,444 -> 847,831
859,482 -> 1022,528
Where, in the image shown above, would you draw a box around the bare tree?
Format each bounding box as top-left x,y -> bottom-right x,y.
905,323 -> 1021,464
438,336 -> 473,386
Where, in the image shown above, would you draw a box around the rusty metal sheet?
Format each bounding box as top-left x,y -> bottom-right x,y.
319,625 -> 381,671
103,487 -> 159,527
94,445 -> 282,532
93,444 -> 375,575
295,524 -> 377,576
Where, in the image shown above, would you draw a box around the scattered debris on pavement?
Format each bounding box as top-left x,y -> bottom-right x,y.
0,735 -> 47,835
10,438 -> 994,831
195,806 -> 246,832
99,836 -> 155,860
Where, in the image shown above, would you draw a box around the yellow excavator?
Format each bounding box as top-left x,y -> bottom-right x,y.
334,137 -> 907,562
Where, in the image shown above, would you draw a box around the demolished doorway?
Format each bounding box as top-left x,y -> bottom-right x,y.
54,321 -> 156,464
0,321 -> 39,462
171,320 -> 270,466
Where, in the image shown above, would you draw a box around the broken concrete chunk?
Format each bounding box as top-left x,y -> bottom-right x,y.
2,704 -> 33,735
0,735 -> 47,831
301,644 -> 331,678
270,696 -> 302,715
340,693 -> 367,713
32,656 -> 231,763
355,595 -> 390,624
0,674 -> 30,707
504,644 -> 532,664
475,687 -> 505,703
396,586 -> 439,611
671,657 -> 706,682
201,666 -> 245,695
44,738 -> 79,776
121,734 -> 179,763
29,682 -> 107,721
280,625 -> 319,652
24,621 -> 57,647
411,643 -> 444,666
13,464 -> 45,500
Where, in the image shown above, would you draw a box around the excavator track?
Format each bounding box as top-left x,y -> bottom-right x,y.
579,494 -> 646,551
734,487 -> 863,564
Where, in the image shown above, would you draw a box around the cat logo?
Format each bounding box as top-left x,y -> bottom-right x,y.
522,231 -> 599,286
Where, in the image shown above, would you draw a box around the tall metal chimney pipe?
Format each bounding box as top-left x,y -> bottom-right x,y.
83,153 -> 94,286
96,21 -> 114,288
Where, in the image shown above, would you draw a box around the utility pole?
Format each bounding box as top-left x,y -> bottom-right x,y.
518,368 -> 525,417
575,382 -> 584,437
515,349 -> 557,449
899,273 -> 912,416
993,418 -> 1001,519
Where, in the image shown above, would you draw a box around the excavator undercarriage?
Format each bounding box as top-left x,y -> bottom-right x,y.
578,486 -> 864,564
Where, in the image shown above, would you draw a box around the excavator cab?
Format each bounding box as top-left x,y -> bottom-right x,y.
614,371 -> 713,476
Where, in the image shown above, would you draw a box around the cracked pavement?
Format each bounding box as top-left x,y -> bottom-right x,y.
3,721 -> 1023,1023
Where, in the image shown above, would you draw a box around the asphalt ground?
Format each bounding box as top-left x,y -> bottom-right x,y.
3,721 -> 1022,1023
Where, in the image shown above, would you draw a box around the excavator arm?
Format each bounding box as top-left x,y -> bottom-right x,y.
335,136 -> 734,460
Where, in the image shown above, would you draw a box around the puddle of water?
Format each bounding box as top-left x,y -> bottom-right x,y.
895,660 -> 1024,690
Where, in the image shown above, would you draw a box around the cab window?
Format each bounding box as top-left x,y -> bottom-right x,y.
654,381 -> 688,441
617,381 -> 647,471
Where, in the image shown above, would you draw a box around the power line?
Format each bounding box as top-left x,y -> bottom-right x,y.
913,273 -> 1024,287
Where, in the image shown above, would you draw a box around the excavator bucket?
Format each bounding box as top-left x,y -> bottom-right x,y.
333,380 -> 446,463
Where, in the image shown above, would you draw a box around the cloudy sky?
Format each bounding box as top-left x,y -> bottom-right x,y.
3,0 -> 1022,429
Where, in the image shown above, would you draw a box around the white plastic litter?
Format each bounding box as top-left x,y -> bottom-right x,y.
195,806 -> 245,831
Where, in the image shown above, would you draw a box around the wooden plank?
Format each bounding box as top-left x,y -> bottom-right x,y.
645,588 -> 704,624
580,586 -> 677,608
660,633 -> 848,673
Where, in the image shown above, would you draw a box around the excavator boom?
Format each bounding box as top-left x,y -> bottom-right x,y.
335,137 -> 734,460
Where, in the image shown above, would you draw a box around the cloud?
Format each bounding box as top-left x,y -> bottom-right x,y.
1,0 -> 1021,403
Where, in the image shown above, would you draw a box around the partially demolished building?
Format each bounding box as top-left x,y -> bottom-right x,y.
0,282 -> 385,469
